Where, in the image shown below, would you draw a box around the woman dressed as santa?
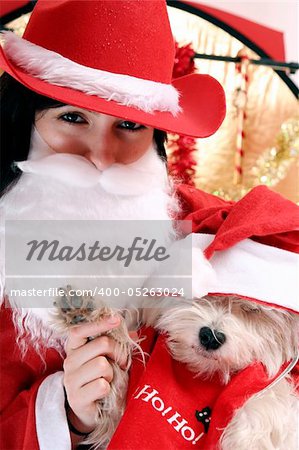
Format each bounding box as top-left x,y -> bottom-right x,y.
0,0 -> 299,450
3,1 -> 298,450
0,1 -> 226,448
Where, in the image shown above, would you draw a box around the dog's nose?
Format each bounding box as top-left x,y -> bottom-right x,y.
199,327 -> 226,350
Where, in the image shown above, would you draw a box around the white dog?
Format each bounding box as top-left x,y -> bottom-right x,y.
142,295 -> 299,450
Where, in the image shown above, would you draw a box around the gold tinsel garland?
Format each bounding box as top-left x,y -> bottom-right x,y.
212,115 -> 299,201
251,115 -> 299,187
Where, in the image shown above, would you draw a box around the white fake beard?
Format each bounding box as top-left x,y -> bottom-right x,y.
0,128 -> 180,330
2,127 -> 177,221
2,157 -> 175,221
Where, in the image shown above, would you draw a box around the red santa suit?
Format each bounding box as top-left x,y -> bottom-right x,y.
0,305 -> 67,450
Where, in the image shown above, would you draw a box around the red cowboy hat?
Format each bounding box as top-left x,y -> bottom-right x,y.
0,0 -> 226,138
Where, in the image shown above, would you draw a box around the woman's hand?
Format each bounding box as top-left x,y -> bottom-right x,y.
63,315 -> 127,434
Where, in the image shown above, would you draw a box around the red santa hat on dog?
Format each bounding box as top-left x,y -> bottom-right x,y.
183,185 -> 299,314
0,0 -> 225,138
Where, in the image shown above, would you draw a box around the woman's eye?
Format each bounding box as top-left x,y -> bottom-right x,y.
59,113 -> 86,124
119,121 -> 145,131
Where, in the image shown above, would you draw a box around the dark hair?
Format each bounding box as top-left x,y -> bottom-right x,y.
0,73 -> 168,196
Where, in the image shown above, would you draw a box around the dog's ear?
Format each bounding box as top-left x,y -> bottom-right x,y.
141,307 -> 162,327
141,297 -> 182,327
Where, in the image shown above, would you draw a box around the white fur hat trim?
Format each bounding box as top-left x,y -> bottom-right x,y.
193,233 -> 299,313
2,31 -> 181,115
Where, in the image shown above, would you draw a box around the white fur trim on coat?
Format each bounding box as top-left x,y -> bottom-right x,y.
36,372 -> 71,450
2,31 -> 181,115
192,234 -> 299,313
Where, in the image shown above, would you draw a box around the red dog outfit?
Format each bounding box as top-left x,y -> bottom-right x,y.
108,328 -> 296,450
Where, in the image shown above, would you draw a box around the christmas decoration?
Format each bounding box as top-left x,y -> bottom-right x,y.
169,42 -> 197,186
168,134 -> 197,186
212,115 -> 299,201
232,49 -> 250,185
172,42 -> 195,78
251,115 -> 299,188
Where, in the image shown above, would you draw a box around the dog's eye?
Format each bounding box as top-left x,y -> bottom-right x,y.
241,304 -> 260,313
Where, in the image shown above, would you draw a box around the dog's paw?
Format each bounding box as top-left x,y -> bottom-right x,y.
54,285 -> 95,325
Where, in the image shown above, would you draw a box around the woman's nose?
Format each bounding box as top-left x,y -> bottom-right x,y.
85,141 -> 116,170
